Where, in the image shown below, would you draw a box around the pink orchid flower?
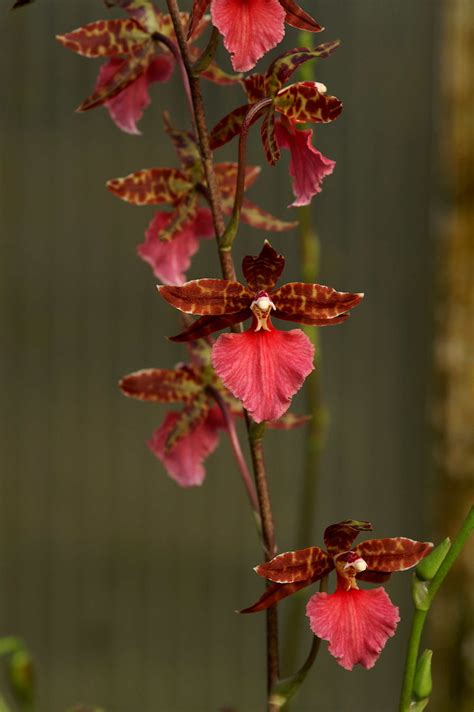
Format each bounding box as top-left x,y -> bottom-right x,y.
158,241 -> 363,422
187,0 -> 323,72
241,520 -> 433,670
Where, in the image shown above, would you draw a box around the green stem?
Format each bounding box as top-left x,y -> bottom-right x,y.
399,506 -> 474,711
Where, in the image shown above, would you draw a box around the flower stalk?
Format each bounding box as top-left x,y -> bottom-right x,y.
164,6 -> 281,707
399,506 -> 474,711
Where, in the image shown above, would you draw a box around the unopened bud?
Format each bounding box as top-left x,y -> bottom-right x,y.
413,649 -> 433,701
416,538 -> 450,581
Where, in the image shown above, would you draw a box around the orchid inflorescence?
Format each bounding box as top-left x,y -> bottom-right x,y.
54,0 -> 441,707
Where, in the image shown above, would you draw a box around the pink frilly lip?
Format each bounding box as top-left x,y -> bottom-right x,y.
306,586 -> 400,670
211,326 -> 315,422
211,0 -> 286,71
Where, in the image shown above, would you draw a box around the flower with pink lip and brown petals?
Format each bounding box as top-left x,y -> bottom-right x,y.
57,2 -> 241,135
120,340 -> 310,485
210,44 -> 342,206
241,520 -> 433,670
158,241 -> 363,422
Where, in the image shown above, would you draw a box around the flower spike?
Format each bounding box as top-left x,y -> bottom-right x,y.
242,520 -> 433,670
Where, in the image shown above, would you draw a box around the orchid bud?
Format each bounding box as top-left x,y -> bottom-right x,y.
416,538 -> 450,581
413,649 -> 433,701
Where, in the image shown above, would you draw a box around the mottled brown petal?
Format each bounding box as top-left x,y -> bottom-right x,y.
261,106 -> 280,166
107,168 -> 193,206
265,41 -> 340,96
158,279 -> 253,315
169,310 -> 251,342
163,113 -> 201,171
357,570 -> 392,584
105,0 -> 161,35
239,200 -> 297,232
353,538 -> 434,573
165,393 -> 209,450
272,282 -> 364,323
210,105 -> 256,150
324,520 -> 373,555
274,310 -> 350,327
244,74 -> 267,103
255,547 -> 331,584
279,0 -> 323,32
240,579 -> 314,614
214,162 -> 261,197
119,366 -> 202,403
242,240 -> 285,291
56,19 -> 150,58
275,82 -> 342,124
77,41 -> 154,111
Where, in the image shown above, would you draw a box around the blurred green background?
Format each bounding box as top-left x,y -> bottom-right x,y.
1,1 -> 470,711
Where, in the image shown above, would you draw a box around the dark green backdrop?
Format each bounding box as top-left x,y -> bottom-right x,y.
0,1 -> 439,710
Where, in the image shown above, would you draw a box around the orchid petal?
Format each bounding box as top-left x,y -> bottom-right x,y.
306,587 -> 400,670
211,0 -> 286,72
211,327 -> 315,422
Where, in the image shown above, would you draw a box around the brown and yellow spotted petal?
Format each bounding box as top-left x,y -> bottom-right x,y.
240,579 -> 315,614
261,106 -> 280,166
275,82 -> 342,124
272,282 -> 364,322
163,113 -> 201,171
77,42 -> 154,111
243,74 -> 267,103
158,279 -> 253,315
357,569 -> 392,584
154,11 -> 192,38
119,366 -> 202,403
274,310 -> 350,327
107,168 -> 193,206
56,19 -> 150,58
165,393 -> 209,450
242,240 -> 285,291
255,547 -> 331,584
239,200 -> 297,232
104,0 -> 161,35
210,105 -> 254,150
169,310 -> 251,342
353,538 -> 434,573
265,41 -> 340,96
214,163 -> 261,197
323,520 -> 373,555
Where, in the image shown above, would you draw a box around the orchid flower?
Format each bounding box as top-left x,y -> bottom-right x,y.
57,1 -> 240,135
241,519 -> 433,670
158,242 -> 363,422
211,44 -> 341,206
120,340 -> 308,485
187,0 -> 323,72
107,120 -> 296,284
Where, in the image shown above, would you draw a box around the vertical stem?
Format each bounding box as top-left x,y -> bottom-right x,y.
399,609 -> 428,712
249,422 -> 279,707
165,6 -> 281,708
164,0 -> 235,280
